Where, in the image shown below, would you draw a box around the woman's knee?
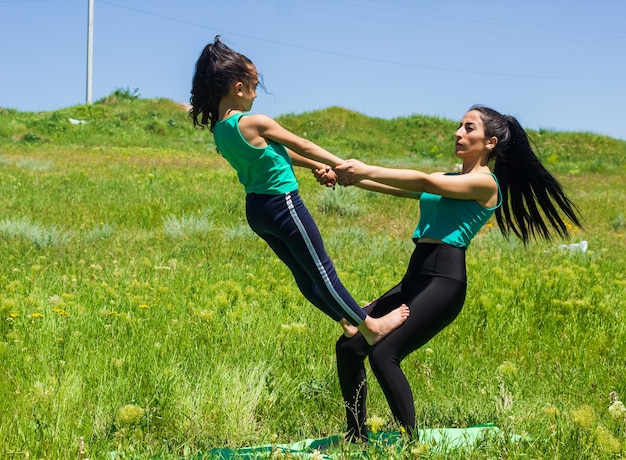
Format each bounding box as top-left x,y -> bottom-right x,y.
336,335 -> 369,361
368,345 -> 399,374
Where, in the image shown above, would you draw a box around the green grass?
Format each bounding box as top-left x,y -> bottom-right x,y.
0,95 -> 625,458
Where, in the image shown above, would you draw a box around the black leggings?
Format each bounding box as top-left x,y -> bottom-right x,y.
246,191 -> 366,325
336,243 -> 467,440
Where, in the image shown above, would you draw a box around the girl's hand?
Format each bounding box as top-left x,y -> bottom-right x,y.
313,166 -> 337,188
335,159 -> 368,186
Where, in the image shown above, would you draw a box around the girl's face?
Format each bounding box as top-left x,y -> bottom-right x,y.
454,110 -> 495,159
238,66 -> 259,111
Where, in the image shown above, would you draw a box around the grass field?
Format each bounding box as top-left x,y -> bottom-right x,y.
1,94 -> 625,458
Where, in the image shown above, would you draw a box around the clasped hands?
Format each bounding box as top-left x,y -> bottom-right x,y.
313,159 -> 367,188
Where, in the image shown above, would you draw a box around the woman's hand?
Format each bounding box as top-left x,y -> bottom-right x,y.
335,159 -> 369,186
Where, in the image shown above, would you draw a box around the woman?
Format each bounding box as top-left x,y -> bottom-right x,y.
333,105 -> 582,441
189,36 -> 409,345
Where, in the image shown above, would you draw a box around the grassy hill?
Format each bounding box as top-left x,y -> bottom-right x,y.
2,91 -> 625,174
1,93 -> 625,458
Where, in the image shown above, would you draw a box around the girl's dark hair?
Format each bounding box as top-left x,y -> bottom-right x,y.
471,105 -> 582,243
190,36 -> 258,132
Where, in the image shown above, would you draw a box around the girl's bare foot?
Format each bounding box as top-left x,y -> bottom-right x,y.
358,304 -> 410,345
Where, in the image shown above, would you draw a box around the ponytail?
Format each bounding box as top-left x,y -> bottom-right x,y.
190,36 -> 257,132
471,105 -> 582,243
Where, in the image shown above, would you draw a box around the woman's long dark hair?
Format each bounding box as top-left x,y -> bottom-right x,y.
472,105 -> 582,243
190,36 -> 257,132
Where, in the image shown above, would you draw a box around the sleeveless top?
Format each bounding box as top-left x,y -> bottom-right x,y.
412,172 -> 502,248
213,113 -> 298,195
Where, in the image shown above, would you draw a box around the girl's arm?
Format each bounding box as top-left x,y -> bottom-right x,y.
290,149 -> 337,188
289,149 -> 327,169
245,114 -> 345,167
336,159 -> 495,202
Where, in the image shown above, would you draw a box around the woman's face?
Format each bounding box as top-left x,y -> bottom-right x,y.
454,110 -> 494,159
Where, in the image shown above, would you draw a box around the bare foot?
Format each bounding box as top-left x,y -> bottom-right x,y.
340,318 -> 358,338
358,304 -> 410,345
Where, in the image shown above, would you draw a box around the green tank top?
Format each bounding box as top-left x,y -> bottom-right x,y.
412,172 -> 502,248
213,113 -> 298,195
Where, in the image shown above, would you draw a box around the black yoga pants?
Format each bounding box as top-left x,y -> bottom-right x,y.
336,242 -> 467,439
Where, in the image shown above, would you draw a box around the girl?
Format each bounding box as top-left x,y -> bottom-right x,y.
189,36 -> 409,345
333,105 -> 583,441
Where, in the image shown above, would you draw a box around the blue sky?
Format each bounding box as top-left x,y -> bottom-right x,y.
1,0 -> 625,140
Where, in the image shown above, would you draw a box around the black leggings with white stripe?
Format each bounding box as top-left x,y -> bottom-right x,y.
246,191 -> 366,326
336,243 -> 467,440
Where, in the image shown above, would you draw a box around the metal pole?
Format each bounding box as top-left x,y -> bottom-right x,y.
86,0 -> 94,104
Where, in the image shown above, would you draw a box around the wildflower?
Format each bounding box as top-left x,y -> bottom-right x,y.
411,444 -> 431,456
594,426 -> 621,454
5,331 -> 18,342
367,415 -> 385,434
6,281 -> 21,292
280,323 -> 307,332
118,404 -> 145,426
608,400 -> 626,422
270,448 -> 285,459
78,436 -> 87,458
51,308 -> 70,316
543,404 -> 560,419
195,309 -> 215,321
138,304 -> 149,309
31,312 -> 43,318
498,361 -> 518,377
571,405 -> 595,429
9,313 -> 19,318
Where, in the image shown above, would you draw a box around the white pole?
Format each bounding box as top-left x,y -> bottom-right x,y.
86,0 -> 94,104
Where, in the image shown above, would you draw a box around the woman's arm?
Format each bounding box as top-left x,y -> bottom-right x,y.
354,179 -> 421,199
336,159 -> 495,202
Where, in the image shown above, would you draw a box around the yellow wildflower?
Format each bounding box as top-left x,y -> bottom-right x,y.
411,444 -> 431,456
118,404 -> 145,426
498,361 -> 518,377
594,426 -> 621,454
571,405 -> 595,429
367,415 -> 385,434
543,404 -> 560,419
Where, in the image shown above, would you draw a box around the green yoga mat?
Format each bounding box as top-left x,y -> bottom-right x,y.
201,424 -> 517,459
